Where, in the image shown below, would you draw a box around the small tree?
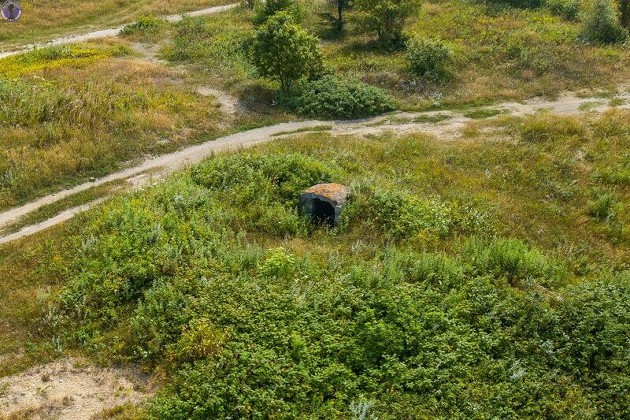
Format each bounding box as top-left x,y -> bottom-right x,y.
254,0 -> 303,24
406,37 -> 453,82
250,12 -> 323,94
354,0 -> 422,46
580,0 -> 628,44
619,0 -> 630,28
329,0 -> 352,32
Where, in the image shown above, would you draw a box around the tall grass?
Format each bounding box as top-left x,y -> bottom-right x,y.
0,47 -> 222,209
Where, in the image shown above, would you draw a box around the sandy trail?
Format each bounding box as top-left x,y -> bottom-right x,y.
196,86 -> 244,116
0,4 -> 239,59
0,91 -> 629,244
0,357 -> 150,420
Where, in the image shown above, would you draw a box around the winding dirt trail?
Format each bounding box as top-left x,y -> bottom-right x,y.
0,3 -> 239,59
0,90 -> 629,244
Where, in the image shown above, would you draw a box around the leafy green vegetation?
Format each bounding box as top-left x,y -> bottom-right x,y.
354,0 -> 423,47
2,0 -> 630,417
250,12 -> 323,93
580,0 -> 629,44
157,1 -> 630,112
287,75 -> 394,119
0,110 -> 622,416
406,36 -> 454,82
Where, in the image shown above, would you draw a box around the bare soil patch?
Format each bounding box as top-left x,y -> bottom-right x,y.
0,358 -> 150,420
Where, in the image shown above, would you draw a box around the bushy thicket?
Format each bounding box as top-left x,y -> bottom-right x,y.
580,0 -> 629,44
354,0 -> 423,46
253,0 -> 303,24
49,151 -> 630,418
120,15 -> 167,38
288,75 -> 394,119
545,0 -> 580,20
486,0 -> 544,8
250,12 -> 323,93
406,37 -> 454,82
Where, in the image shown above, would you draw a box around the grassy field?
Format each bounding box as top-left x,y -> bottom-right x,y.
0,110 -> 627,416
0,2 -> 629,415
2,0 -> 630,211
0,39 -> 290,211
153,1 -> 630,111
0,0 -> 232,50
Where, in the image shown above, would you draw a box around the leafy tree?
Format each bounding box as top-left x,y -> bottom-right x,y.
250,12 -> 323,94
580,0 -> 628,44
619,0 -> 630,28
329,0 -> 352,32
354,0 -> 422,46
254,0 -> 303,24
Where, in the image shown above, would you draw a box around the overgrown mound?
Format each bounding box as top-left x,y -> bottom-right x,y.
50,151 -> 630,418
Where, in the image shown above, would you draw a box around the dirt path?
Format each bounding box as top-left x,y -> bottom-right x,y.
196,86 -> 244,116
0,91 -> 628,244
0,4 -> 239,59
0,357 -> 150,419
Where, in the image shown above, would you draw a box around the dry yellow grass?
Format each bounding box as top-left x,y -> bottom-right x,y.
0,0 -> 232,49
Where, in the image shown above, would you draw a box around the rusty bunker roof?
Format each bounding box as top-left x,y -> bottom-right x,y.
301,183 -> 350,205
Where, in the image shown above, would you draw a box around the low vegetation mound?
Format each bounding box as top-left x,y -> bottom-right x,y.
287,75 -> 394,119
42,117 -> 630,417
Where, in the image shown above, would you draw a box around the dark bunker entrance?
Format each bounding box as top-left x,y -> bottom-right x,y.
311,198 -> 335,226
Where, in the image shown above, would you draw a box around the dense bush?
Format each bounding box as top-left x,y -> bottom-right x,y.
342,187 -> 491,242
463,237 -> 566,287
544,0 -> 580,20
354,0 -> 422,47
580,0 -> 629,44
406,37 -> 454,82
253,0 -> 303,24
250,12 -> 323,93
120,15 -> 167,37
288,75 -> 394,119
486,0 -> 544,8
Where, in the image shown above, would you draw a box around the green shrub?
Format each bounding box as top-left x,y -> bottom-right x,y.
343,188 -> 488,242
486,0 -> 544,7
354,0 -> 423,47
463,237 -> 564,287
406,37 -> 454,82
190,153 -> 335,204
545,0 -> 580,20
288,75 -> 394,119
250,12 -> 323,93
120,15 -> 167,37
587,191 -> 621,221
520,114 -> 585,142
580,0 -> 629,44
253,0 -> 303,24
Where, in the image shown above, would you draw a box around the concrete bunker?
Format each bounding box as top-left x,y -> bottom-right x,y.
300,183 -> 350,226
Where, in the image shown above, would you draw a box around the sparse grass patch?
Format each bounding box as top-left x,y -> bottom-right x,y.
578,100 -> 604,111
463,107 -> 506,119
608,97 -> 626,107
120,15 -> 169,40
0,0 -> 233,50
0,180 -> 126,236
